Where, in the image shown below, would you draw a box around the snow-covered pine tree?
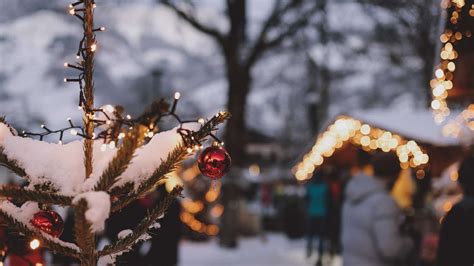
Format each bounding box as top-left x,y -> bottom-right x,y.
0,1 -> 229,265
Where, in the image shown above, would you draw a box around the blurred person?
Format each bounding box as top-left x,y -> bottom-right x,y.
326,169 -> 345,256
437,154 -> 474,266
342,152 -> 413,266
305,170 -> 329,266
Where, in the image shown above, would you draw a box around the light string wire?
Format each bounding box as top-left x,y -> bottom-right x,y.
20,1 -> 224,148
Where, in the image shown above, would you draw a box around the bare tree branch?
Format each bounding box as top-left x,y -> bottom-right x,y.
162,1 -> 225,44
246,2 -> 318,68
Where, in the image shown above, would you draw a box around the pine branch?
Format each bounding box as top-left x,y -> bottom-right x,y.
111,146 -> 185,212
74,198 -> 97,264
0,209 -> 80,258
94,128 -> 140,191
0,186 -> 72,206
0,147 -> 27,177
111,111 -> 230,212
99,187 -> 182,257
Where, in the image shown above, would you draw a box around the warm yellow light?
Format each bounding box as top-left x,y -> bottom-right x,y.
360,136 -> 371,146
433,85 -> 445,97
443,201 -> 453,212
450,171 -> 459,181
30,239 -> 40,250
431,100 -> 441,110
447,62 -> 456,72
248,164 -> 260,177
90,43 -> 97,52
435,69 -> 444,79
165,173 -> 183,193
210,204 -> 224,218
360,124 -> 371,135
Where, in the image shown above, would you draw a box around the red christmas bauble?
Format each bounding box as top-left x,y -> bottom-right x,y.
30,211 -> 64,237
198,146 -> 231,179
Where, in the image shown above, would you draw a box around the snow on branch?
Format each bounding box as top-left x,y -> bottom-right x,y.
0,201 -> 80,258
0,186 -> 72,206
0,112 -> 229,198
73,191 -> 110,232
99,186 -> 182,257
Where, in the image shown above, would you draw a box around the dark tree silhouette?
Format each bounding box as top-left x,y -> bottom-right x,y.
162,0 -> 320,166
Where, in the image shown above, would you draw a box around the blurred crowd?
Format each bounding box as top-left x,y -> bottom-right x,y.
304,151 -> 474,266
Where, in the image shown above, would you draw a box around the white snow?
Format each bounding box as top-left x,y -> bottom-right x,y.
118,229 -> 133,239
180,234 -> 341,266
149,222 -> 161,229
112,123 -> 200,190
0,119 -> 205,196
0,123 -> 13,145
346,108 -> 460,146
72,191 -> 111,232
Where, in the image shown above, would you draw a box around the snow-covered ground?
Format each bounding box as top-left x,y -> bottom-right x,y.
180,234 -> 342,266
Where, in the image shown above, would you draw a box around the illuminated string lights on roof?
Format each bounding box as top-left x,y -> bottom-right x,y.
293,116 -> 429,181
431,0 -> 473,124
442,104 -> 474,137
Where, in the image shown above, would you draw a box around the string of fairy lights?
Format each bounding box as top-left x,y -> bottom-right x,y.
21,0 -> 224,149
293,116 -> 429,181
6,1 -> 226,257
431,0 -> 474,135
22,92 -> 224,150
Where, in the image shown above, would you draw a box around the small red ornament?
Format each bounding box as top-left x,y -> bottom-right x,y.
198,146 -> 231,179
30,210 -> 64,237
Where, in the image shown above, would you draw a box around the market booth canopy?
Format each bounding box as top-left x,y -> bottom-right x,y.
294,108 -> 462,181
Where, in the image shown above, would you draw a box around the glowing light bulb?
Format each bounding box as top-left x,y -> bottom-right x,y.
90,43 -> 97,52
174,92 -> 181,100
431,100 -> 441,110
29,239 -> 40,250
68,8 -> 75,15
198,118 -> 205,125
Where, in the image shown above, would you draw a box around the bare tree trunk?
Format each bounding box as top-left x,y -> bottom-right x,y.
224,56 -> 250,166
219,0 -> 249,249
223,0 -> 248,167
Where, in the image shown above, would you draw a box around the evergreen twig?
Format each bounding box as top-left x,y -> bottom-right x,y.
99,187 -> 182,257
0,186 -> 72,205
0,147 -> 27,178
111,111 -> 230,212
94,127 -> 140,191
74,199 -> 97,264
